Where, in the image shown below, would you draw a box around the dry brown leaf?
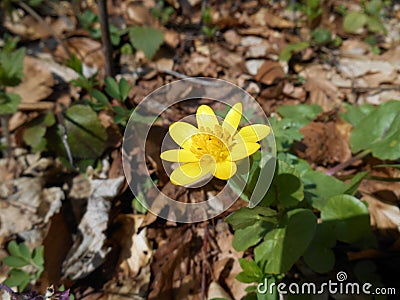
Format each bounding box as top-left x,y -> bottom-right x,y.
207,281 -> 232,300
304,75 -> 343,111
295,121 -> 351,166
255,60 -> 285,85
62,177 -> 125,280
8,56 -> 54,104
55,37 -> 105,72
252,8 -> 295,29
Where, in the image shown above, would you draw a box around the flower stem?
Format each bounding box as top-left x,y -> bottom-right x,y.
325,149 -> 372,176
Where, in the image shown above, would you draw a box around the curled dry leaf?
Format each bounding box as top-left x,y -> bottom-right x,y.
62,177 -> 125,280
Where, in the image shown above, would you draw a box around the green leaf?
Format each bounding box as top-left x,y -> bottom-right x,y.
236,258 -> 264,283
277,153 -> 311,176
7,241 -> 21,257
233,221 -> 274,251
129,26 -> 164,59
261,160 -> 304,208
303,222 -> 336,273
345,171 -> 369,195
225,206 -> 277,230
366,16 -> 385,33
269,116 -> 304,152
23,112 -> 55,152
90,90 -> 109,106
104,77 -> 120,100
254,209 -> 317,274
311,28 -> 332,45
279,42 -> 309,62
3,269 -> 30,289
118,78 -> 130,102
365,0 -> 383,16
302,169 -> 347,210
277,104 -> 322,124
321,194 -> 370,243
2,256 -> 29,268
18,243 -> 31,259
350,100 -> 400,160
64,105 -> 107,159
343,12 -> 368,33
0,47 -> 25,87
31,246 -> 44,267
0,92 -> 21,115
340,103 -> 374,126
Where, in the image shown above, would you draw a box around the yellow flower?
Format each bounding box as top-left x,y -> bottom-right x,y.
160,103 -> 270,186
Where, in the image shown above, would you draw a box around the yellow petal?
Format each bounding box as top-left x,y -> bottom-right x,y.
214,161 -> 237,180
169,122 -> 198,147
160,149 -> 199,162
229,142 -> 260,161
196,105 -> 219,131
170,160 -> 214,186
235,124 -> 271,143
222,103 -> 242,134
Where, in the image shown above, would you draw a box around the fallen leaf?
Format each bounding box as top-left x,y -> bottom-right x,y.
8,56 -> 54,104
62,177 -> 125,280
255,60 -> 285,85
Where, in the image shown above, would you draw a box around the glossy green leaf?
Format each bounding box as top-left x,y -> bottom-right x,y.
64,105 -> 107,159
261,160 -> 304,208
254,209 -> 317,274
129,26 -> 164,59
233,221 -> 274,251
104,77 -> 120,100
226,206 -> 277,230
343,12 -> 368,33
340,103 -> 374,126
303,223 -> 336,273
302,170 -> 347,210
321,194 -> 370,243
23,112 -> 55,152
236,258 -> 264,283
350,100 -> 400,160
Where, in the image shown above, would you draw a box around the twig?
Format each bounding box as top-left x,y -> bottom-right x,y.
55,111 -> 75,168
1,115 -> 11,157
325,149 -> 371,176
17,1 -> 71,58
201,221 -> 209,300
97,0 -> 114,77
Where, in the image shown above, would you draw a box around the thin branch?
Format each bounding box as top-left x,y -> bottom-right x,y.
97,0 -> 114,77
17,1 -> 71,58
1,115 -> 11,157
325,149 -> 371,176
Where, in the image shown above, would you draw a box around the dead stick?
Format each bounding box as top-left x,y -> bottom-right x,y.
97,0 -> 114,77
1,115 -> 11,157
325,149 -> 371,176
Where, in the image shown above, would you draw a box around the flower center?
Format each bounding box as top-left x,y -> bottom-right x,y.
190,133 -> 230,162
